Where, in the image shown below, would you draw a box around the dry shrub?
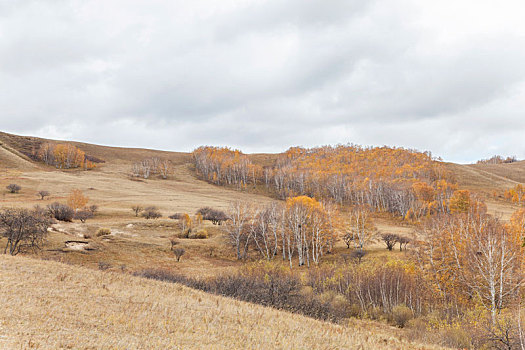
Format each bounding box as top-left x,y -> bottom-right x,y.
47,202 -> 74,222
96,228 -> 111,237
141,206 -> 161,219
441,326 -> 472,349
392,305 -> 413,328
189,229 -> 208,239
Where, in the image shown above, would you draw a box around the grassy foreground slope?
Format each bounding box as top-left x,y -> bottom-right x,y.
0,255 -> 443,350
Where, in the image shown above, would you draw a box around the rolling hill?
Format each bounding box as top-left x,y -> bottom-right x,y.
0,130 -> 522,349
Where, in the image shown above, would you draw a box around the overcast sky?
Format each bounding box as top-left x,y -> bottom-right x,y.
1,0 -> 524,163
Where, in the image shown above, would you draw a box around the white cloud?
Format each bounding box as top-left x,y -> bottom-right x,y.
1,0 -> 525,163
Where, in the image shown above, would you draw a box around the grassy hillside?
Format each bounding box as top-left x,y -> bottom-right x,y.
0,255 -> 444,349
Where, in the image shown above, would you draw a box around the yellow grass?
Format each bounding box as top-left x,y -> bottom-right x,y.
0,254 -> 444,349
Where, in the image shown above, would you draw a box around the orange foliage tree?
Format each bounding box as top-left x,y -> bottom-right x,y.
67,189 -> 89,211
193,145 -> 457,221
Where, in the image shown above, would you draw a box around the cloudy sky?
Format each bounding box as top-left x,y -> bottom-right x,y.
1,0 -> 524,163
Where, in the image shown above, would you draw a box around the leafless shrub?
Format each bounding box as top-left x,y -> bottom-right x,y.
0,208 -> 53,255
98,261 -> 111,270
197,207 -> 228,225
168,213 -> 182,220
397,236 -> 410,251
350,250 -> 367,264
74,210 -> 93,223
88,205 -> 98,215
173,247 -> 185,261
132,205 -> 143,217
6,184 -> 21,193
141,206 -> 162,219
47,202 -> 74,222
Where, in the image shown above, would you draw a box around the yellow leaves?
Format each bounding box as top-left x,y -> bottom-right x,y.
449,190 -> 471,214
505,184 -> 525,205
413,182 -> 436,203
67,189 -> 88,210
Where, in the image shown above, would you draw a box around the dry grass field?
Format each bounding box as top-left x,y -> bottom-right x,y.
1,131 -> 522,349
0,254 -> 445,349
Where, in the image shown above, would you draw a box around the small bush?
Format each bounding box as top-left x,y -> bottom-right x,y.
98,261 -> 111,270
168,213 -> 182,220
96,228 -> 111,237
173,247 -> 185,262
141,206 -> 162,219
47,202 -> 74,222
6,184 -> 21,193
189,229 -> 208,239
392,305 -> 413,328
74,210 -> 93,223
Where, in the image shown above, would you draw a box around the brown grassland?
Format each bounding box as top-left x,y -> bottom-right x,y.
0,254 -> 444,349
2,131 -> 525,349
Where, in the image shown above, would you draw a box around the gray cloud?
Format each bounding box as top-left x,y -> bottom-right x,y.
1,0 -> 525,163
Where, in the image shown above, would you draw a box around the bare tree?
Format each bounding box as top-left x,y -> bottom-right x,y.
348,205 -> 376,251
37,190 -> 50,200
381,233 -> 399,251
342,232 -> 355,249
173,247 -> 185,262
224,201 -> 252,260
132,205 -> 143,217
6,184 -> 21,193
0,208 -> 53,255
159,159 -> 172,179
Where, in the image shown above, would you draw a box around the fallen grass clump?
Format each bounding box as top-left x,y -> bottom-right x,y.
96,227 -> 111,237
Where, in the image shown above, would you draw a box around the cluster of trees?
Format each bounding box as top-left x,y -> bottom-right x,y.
415,193 -> 524,327
192,147 -> 259,189
477,155 -> 518,164
33,143 -> 98,170
131,157 -> 172,179
193,145 -> 459,220
223,197 -> 340,266
196,207 -> 227,225
505,184 -> 525,206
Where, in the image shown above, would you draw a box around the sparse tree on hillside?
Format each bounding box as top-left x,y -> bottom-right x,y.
37,190 -> 50,200
0,208 -> 52,255
6,184 -> 21,193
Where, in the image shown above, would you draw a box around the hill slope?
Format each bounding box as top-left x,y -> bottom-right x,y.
0,255 -> 443,349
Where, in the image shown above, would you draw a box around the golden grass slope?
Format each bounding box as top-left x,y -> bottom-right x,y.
0,255 -> 444,350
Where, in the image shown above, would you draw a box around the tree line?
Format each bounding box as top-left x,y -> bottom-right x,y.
193,145 -> 460,220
